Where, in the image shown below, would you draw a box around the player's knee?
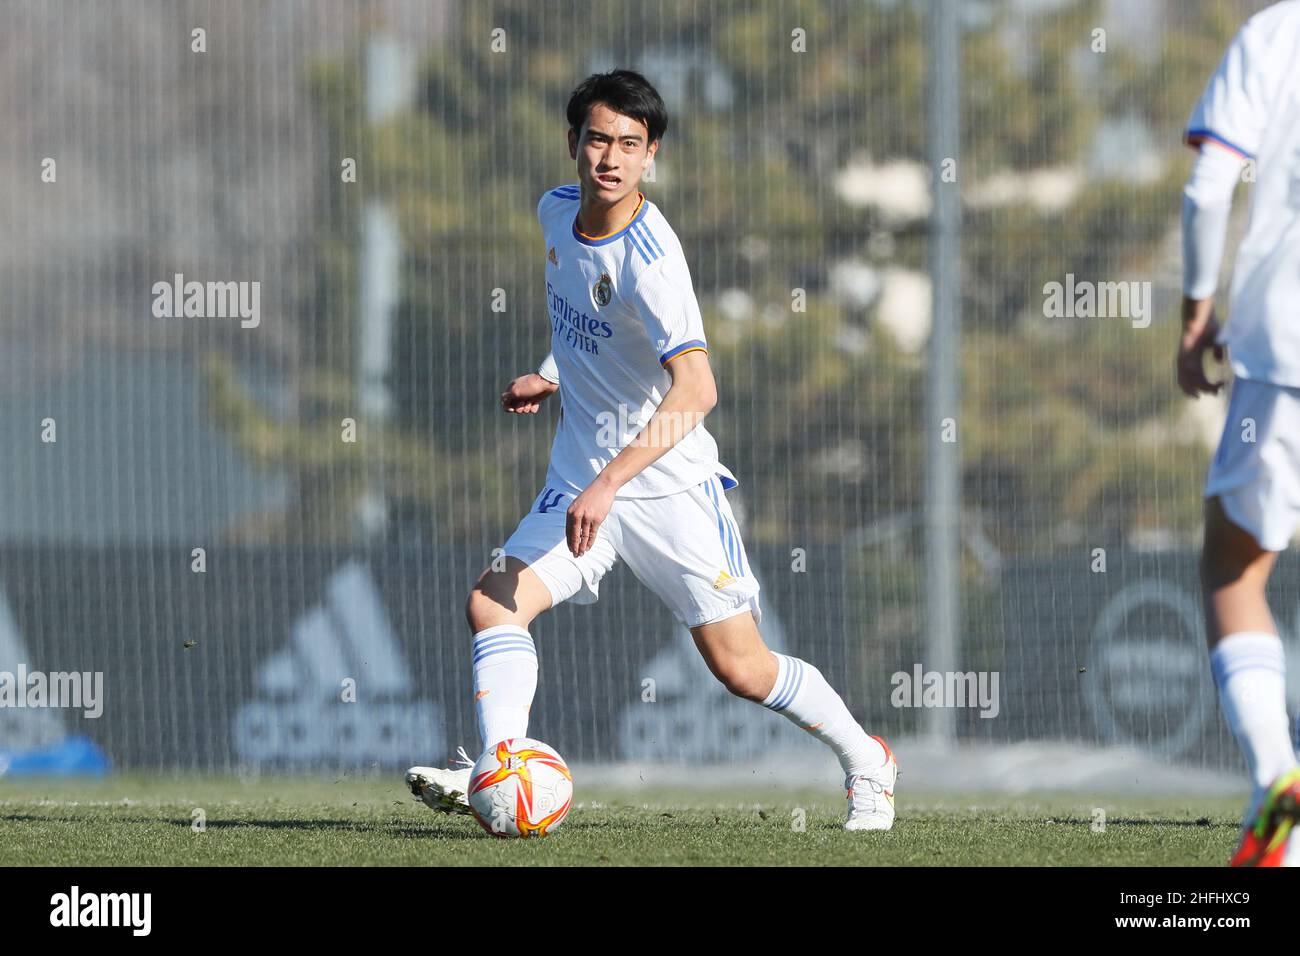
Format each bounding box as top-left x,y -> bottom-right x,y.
712,657 -> 769,702
464,587 -> 501,632
465,574 -> 538,632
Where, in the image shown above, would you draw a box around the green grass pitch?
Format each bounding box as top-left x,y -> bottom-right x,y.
0,774 -> 1245,866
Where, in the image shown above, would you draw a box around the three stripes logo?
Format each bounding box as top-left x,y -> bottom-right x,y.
232,561 -> 441,766
625,218 -> 664,266
762,656 -> 806,713
703,479 -> 746,580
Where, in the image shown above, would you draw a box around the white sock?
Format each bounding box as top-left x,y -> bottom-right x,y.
1210,632 -> 1296,818
761,653 -> 887,778
472,624 -> 538,750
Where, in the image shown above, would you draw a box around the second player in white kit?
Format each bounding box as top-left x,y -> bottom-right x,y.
1179,0 -> 1300,866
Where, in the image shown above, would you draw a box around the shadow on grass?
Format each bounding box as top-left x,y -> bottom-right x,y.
1,812 -> 482,838
1041,816 -> 1230,829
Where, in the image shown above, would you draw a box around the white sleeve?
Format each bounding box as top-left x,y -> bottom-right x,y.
630,258 -> 708,367
536,189 -> 562,385
537,351 -> 559,384
1184,14 -> 1280,160
1181,144 -> 1242,299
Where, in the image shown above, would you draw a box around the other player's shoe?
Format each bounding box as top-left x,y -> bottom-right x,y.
1230,767 -> 1300,867
405,746 -> 477,816
845,735 -> 897,832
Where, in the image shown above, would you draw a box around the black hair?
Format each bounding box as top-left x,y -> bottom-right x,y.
566,69 -> 667,144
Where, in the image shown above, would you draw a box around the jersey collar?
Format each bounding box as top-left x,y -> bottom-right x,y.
572,193 -> 647,246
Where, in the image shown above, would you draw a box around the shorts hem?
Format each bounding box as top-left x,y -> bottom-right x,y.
501,546 -> 592,608
685,591 -> 762,628
1206,490 -> 1292,553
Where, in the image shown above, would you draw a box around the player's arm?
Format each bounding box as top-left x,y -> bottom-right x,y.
596,349 -> 716,488
1177,143 -> 1239,397
1178,12 -> 1276,397
500,352 -> 560,414
565,252 -> 715,556
509,184 -> 565,416
565,349 -> 716,556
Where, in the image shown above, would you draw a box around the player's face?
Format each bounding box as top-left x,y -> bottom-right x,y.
568,102 -> 658,206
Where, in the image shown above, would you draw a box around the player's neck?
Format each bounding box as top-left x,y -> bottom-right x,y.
574,190 -> 643,240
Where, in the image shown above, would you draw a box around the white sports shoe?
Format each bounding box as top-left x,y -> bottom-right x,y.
844,735 -> 897,832
405,746 -> 476,816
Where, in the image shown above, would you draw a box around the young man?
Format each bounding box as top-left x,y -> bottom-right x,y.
407,70 -> 896,830
1179,1 -> 1300,867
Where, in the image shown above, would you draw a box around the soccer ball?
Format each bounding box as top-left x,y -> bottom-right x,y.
467,738 -> 574,838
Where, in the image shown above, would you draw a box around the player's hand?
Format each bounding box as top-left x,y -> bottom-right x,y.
500,373 -> 559,413
566,477 -> 616,557
1177,299 -> 1225,398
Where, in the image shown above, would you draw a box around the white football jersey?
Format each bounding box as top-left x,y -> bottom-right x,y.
1186,1 -> 1300,386
536,184 -> 737,498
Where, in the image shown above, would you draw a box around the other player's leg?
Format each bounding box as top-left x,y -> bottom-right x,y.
1201,377 -> 1300,864
1202,497 -> 1298,865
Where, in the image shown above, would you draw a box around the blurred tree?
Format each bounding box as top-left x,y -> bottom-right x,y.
203,0 -> 1245,563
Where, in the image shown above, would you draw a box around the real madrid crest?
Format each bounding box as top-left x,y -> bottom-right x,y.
593,273 -> 613,308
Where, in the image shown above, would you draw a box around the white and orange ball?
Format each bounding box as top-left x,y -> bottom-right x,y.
467,738 -> 574,838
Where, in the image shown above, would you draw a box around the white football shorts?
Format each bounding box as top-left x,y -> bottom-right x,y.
501,475 -> 762,627
1205,376 -> 1300,552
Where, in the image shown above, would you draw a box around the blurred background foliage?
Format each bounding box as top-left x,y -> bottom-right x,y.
206,0 -> 1249,567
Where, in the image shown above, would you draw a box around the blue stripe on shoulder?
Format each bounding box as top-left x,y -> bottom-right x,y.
636,221 -> 666,259
625,228 -> 652,265
633,222 -> 661,262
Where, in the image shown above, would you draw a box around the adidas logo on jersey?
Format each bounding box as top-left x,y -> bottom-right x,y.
232,561 -> 441,766
713,570 -> 735,590
548,246 -> 558,266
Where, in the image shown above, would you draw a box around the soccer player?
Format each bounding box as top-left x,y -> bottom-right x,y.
407,70 -> 897,830
1179,1 -> 1300,866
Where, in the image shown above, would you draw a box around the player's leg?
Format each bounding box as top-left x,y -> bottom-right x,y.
689,608 -> 887,774
687,606 -> 776,699
1202,496 -> 1278,644
407,557 -> 554,815
407,487 -> 619,815
465,487 -> 616,751
615,476 -> 896,830
1202,377 -> 1300,865
690,608 -> 896,830
464,557 -> 555,752
1203,498 -> 1298,865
